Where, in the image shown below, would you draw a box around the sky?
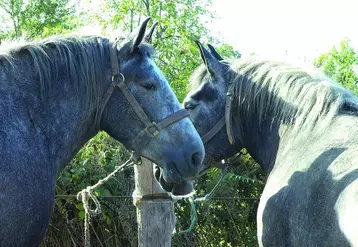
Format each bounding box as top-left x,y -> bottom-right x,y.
2,0 -> 357,61
209,0 -> 358,59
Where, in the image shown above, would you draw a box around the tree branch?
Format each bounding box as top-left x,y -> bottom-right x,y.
141,0 -> 150,16
157,57 -> 180,72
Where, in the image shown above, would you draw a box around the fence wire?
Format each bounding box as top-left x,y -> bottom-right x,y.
55,194 -> 260,201
41,194 -> 260,247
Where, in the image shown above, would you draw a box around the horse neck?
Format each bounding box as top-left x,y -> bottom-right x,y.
13,40 -> 110,172
237,112 -> 281,174
42,85 -> 99,171
231,80 -> 281,173
52,45 -> 112,171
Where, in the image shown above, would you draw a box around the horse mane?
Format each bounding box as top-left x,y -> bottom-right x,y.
190,57 -> 358,134
0,35 -> 108,110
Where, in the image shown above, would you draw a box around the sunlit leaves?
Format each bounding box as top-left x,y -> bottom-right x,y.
314,39 -> 358,95
0,0 -> 77,39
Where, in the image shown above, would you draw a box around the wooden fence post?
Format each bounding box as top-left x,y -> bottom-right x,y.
133,158 -> 176,247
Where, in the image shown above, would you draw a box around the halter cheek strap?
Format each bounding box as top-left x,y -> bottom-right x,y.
95,40 -> 190,161
198,86 -> 240,170
201,88 -> 235,145
225,91 -> 235,145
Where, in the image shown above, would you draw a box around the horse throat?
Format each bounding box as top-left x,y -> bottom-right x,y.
237,111 -> 281,174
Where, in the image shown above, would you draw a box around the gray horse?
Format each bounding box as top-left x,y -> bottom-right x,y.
184,41 -> 358,246
0,19 -> 204,247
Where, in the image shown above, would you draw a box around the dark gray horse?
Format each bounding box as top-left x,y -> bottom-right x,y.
184,42 -> 358,246
0,19 -> 205,247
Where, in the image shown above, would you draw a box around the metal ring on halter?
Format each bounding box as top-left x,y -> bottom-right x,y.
113,72 -> 125,84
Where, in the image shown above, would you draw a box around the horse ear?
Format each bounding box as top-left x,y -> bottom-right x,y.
145,21 -> 158,43
195,40 -> 219,76
132,17 -> 151,52
208,44 -> 223,61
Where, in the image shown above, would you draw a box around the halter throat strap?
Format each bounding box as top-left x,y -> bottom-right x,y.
94,41 -> 122,130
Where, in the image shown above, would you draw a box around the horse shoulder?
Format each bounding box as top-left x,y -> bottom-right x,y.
257,114 -> 358,246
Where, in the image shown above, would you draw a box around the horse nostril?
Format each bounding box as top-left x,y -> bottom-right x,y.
190,152 -> 201,168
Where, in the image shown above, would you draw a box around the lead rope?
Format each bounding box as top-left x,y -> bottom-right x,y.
76,158 -> 135,247
177,150 -> 248,234
194,167 -> 231,203
177,167 -> 230,234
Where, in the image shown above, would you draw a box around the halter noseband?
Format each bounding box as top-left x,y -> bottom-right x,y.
95,41 -> 190,161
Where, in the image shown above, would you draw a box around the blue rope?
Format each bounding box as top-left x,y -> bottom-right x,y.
177,197 -> 197,234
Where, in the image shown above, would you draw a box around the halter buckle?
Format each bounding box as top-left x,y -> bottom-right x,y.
145,122 -> 160,137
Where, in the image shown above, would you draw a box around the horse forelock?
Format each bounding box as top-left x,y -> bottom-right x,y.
0,35 -> 108,111
188,64 -> 208,92
188,59 -> 232,92
227,58 -> 358,134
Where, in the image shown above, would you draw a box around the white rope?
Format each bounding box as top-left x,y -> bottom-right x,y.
76,159 -> 134,247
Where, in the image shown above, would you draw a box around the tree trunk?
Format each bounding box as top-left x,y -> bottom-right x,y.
133,158 -> 176,247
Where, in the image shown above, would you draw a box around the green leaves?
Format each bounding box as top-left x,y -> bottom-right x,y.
78,210 -> 86,220
314,39 -> 358,95
95,187 -> 112,197
207,43 -> 241,60
0,0 -> 77,39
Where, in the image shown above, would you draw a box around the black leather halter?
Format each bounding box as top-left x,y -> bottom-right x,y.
201,88 -> 236,145
95,41 -> 190,161
198,85 -> 246,170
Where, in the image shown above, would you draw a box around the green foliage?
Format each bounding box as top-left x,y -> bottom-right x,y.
215,43 -> 241,59
43,133 -> 137,246
0,0 -> 77,39
314,39 -> 358,95
173,154 -> 265,247
3,1 -> 357,246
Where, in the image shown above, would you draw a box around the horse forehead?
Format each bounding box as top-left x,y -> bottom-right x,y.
148,60 -> 167,81
121,55 -> 163,76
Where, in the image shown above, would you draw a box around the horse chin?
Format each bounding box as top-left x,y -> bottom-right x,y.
154,166 -> 194,196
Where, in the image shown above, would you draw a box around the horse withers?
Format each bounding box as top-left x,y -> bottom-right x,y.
0,19 -> 205,247
184,42 -> 358,246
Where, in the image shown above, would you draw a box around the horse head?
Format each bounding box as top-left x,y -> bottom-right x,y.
183,42 -> 242,170
99,19 -> 205,185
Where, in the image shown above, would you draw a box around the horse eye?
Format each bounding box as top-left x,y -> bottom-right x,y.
184,101 -> 199,110
142,83 -> 155,90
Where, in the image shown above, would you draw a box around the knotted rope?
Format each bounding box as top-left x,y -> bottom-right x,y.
76,159 -> 134,247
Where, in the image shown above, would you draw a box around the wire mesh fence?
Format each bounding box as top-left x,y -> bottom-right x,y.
41,194 -> 260,247
44,134 -> 264,247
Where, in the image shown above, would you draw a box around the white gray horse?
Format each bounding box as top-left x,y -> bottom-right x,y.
184,41 -> 358,246
0,19 -> 204,247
